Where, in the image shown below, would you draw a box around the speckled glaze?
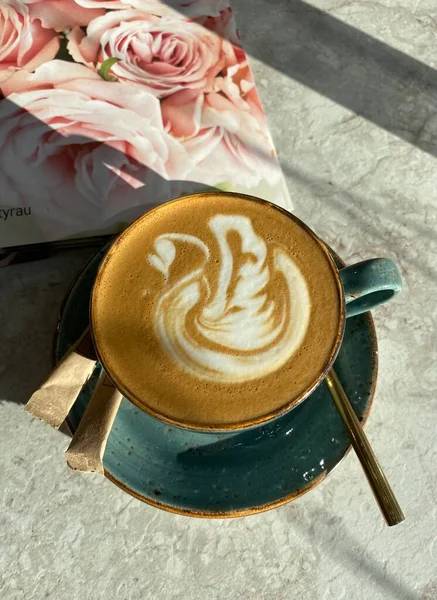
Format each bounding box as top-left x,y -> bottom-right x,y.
55,247 -> 378,517
339,258 -> 402,318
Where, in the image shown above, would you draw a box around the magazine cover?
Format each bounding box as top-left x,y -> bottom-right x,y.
0,0 -> 291,250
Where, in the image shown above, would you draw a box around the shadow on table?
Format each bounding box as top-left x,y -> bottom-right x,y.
279,162 -> 437,283
165,0 -> 437,159
285,503 -> 418,600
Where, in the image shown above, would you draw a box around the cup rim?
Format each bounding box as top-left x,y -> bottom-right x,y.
90,191 -> 346,432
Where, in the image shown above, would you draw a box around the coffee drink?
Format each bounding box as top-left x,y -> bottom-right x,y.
92,192 -> 344,429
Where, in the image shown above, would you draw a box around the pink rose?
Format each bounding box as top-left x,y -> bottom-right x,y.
25,0 -> 105,30
0,61 -> 193,238
0,0 -> 105,84
68,10 -> 224,98
213,44 -> 258,112
0,1 -> 59,83
159,14 -> 280,190
124,0 -> 230,18
74,0 -> 125,9
200,9 -> 257,112
162,89 -> 280,188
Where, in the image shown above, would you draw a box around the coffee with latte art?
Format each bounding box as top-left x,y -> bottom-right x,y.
92,193 -> 344,430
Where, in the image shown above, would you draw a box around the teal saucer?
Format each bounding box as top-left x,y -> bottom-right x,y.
56,248 -> 378,517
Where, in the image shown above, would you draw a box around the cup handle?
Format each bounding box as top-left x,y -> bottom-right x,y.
338,258 -> 402,318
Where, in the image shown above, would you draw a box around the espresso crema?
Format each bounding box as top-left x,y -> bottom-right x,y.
92,193 -> 344,429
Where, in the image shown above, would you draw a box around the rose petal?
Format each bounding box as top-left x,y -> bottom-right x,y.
0,3 -> 60,80
67,27 -> 98,66
126,0 -> 231,19
22,35 -> 60,73
27,0 -> 105,30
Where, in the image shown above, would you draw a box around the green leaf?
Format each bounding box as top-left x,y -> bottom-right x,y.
98,57 -> 120,82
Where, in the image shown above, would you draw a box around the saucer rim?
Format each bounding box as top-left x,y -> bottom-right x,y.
55,246 -> 378,518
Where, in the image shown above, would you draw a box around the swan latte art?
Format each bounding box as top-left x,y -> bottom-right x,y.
148,213 -> 311,384
92,193 -> 344,430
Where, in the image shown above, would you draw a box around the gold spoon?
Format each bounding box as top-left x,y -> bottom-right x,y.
325,369 -> 405,526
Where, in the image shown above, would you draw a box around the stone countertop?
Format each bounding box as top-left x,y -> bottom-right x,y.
1,1 -> 436,599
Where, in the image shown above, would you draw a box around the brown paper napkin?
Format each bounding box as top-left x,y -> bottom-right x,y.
65,373 -> 123,474
25,327 -> 96,428
26,326 -> 123,474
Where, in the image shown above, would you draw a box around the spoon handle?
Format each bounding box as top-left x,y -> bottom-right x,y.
325,369 -> 405,526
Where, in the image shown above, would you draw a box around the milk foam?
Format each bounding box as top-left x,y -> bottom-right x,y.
147,214 -> 311,383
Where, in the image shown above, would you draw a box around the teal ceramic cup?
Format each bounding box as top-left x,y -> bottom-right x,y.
337,257 -> 402,318
91,192 -> 402,433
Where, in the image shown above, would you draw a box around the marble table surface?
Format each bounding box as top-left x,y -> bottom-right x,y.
1,1 -> 436,598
